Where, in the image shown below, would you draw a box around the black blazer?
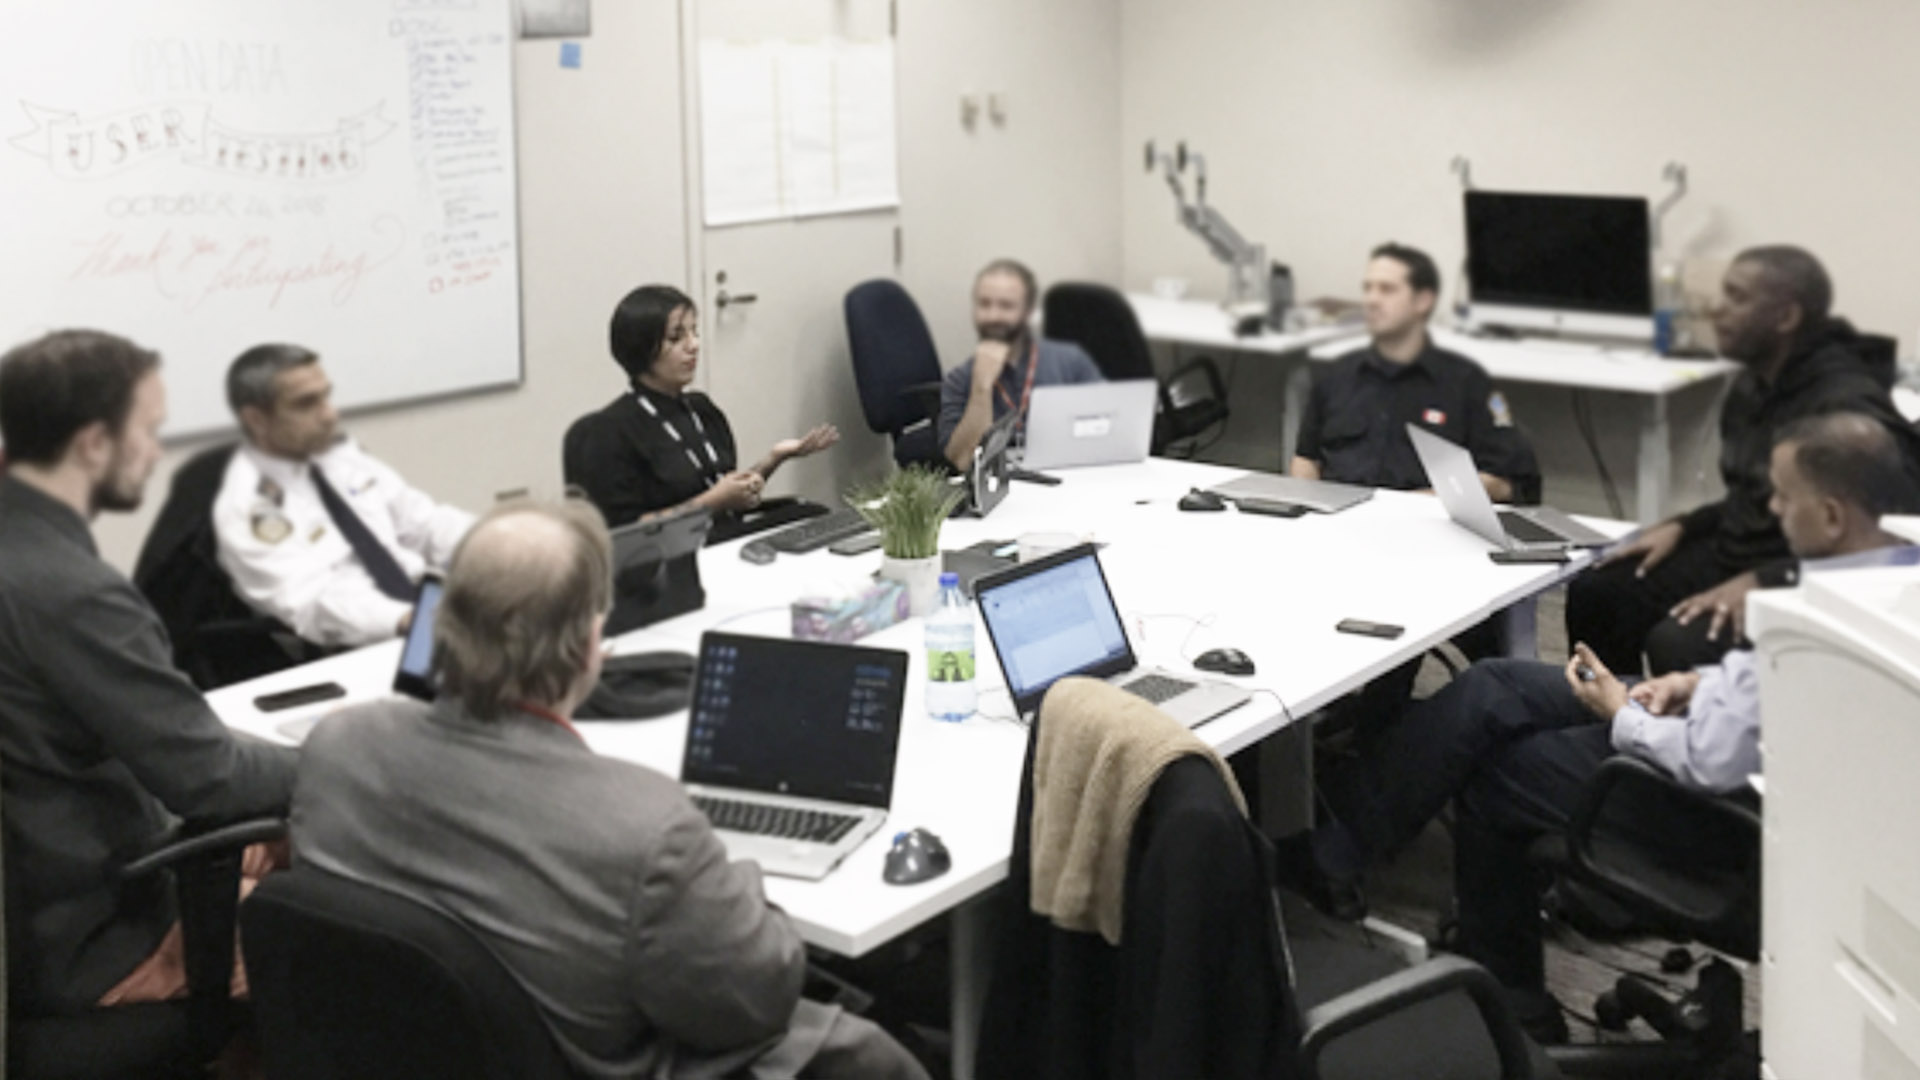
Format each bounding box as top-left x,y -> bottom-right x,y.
977,749 -> 1304,1079
563,387 -> 739,530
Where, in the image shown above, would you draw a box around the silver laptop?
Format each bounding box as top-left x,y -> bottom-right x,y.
1020,380 -> 1157,470
1406,423 -> 1612,550
974,543 -> 1251,728
1208,471 -> 1375,514
682,632 -> 907,880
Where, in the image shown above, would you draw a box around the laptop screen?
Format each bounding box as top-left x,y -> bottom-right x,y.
681,633 -> 907,809
975,545 -> 1134,711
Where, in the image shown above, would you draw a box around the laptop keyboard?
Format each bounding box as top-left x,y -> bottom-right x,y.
1498,511 -> 1563,545
764,508 -> 873,554
692,796 -> 864,845
1122,673 -> 1196,705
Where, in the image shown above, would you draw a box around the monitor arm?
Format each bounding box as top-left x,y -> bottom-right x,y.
1145,140 -> 1268,309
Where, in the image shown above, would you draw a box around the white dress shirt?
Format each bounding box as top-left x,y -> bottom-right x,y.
1609,649 -> 1762,794
214,438 -> 473,648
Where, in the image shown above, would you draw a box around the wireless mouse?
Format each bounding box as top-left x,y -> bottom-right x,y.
1193,647 -> 1256,677
1178,489 -> 1226,512
882,827 -> 952,885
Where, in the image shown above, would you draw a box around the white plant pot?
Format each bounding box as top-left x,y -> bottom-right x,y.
879,553 -> 943,617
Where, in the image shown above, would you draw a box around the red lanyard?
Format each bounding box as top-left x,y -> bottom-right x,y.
994,339 -> 1040,418
517,702 -> 583,742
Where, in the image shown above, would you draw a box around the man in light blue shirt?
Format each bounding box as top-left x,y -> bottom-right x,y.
937,258 -> 1102,469
1295,411 -> 1912,1043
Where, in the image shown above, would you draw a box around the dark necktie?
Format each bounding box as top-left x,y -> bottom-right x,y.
310,464 -> 414,602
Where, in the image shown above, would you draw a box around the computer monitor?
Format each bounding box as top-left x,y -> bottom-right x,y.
1463,190 -> 1654,340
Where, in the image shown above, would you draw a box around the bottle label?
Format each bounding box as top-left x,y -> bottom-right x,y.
927,649 -> 975,682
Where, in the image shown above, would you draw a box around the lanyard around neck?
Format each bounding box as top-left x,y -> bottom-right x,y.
994,339 -> 1040,417
634,390 -> 724,484
517,702 -> 583,742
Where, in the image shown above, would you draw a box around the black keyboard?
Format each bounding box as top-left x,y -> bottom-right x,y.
1497,511 -> 1565,545
1121,673 -> 1196,705
764,508 -> 873,554
692,796 -> 864,844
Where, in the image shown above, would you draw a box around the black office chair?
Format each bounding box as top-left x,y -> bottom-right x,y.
6,816 -> 284,1080
133,443 -> 320,689
1530,757 -> 1760,1080
1856,331 -> 1898,390
1042,282 -> 1231,454
977,682 -> 1554,1079
844,278 -> 948,469
241,866 -> 577,1080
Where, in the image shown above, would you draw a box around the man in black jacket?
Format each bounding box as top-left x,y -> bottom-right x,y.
1567,246 -> 1920,673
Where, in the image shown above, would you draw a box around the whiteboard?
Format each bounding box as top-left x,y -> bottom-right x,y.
0,0 -> 522,437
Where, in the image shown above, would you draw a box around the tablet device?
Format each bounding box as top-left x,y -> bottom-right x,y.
393,575 -> 445,701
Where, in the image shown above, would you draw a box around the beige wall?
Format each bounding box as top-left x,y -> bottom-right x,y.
898,0 -> 1123,363
1119,0 -> 1920,512
92,0 -> 1122,571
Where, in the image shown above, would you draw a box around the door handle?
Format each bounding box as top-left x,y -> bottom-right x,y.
715,288 -> 758,309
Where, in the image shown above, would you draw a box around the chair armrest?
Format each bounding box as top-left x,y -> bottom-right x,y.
1300,955 -> 1539,1080
1164,355 -> 1227,403
119,817 -> 288,881
898,381 -> 945,427
1564,757 -> 1761,936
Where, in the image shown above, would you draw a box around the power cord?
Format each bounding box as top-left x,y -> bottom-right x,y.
1571,390 -> 1625,519
708,604 -> 793,632
1128,610 -> 1219,665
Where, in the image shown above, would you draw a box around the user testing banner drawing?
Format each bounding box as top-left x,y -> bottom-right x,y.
0,1 -> 524,436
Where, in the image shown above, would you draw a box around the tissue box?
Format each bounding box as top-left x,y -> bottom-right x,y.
791,579 -> 910,643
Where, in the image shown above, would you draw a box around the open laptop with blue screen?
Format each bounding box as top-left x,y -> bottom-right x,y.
681,632 -> 908,880
973,543 -> 1250,727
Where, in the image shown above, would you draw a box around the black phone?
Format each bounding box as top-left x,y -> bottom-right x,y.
254,682 -> 348,712
1009,467 -> 1063,487
1335,619 -> 1404,640
1235,497 -> 1308,518
1489,548 -> 1570,565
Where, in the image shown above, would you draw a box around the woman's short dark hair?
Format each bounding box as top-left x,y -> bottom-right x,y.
609,285 -> 696,382
0,330 -> 161,466
1370,242 -> 1442,297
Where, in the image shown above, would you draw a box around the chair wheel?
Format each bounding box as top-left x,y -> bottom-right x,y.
1661,946 -> 1696,975
1594,989 -> 1631,1031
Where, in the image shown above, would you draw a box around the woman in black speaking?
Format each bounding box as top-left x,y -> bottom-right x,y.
564,284 -> 838,542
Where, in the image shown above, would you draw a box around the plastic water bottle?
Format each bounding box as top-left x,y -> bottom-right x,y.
924,573 -> 977,721
1653,260 -> 1683,356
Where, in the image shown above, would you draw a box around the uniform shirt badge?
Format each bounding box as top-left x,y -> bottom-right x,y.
1421,408 -> 1448,426
1488,392 -> 1514,429
251,511 -> 293,544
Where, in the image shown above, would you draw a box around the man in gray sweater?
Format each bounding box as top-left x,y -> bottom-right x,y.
291,498 -> 928,1080
0,330 -> 296,1012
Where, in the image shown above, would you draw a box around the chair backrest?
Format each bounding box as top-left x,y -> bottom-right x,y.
844,279 -> 943,436
240,868 -> 576,1080
1043,283 -> 1156,383
977,684 -> 1303,1079
131,443 -> 275,685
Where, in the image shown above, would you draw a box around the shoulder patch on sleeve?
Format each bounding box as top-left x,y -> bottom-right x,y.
1489,391 -> 1513,428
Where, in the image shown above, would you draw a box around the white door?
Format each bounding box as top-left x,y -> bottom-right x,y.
682,0 -> 900,505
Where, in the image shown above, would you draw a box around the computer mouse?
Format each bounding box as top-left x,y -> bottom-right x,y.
882,827 -> 952,885
1193,647 -> 1256,677
1178,489 -> 1226,512
739,540 -> 777,565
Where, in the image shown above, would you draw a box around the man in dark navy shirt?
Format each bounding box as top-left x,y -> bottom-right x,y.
1292,244 -> 1532,500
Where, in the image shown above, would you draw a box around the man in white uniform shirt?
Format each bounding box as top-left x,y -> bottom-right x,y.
213,344 -> 473,648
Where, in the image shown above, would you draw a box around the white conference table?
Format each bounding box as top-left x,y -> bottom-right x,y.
210,457 -> 1614,1078
1131,293 -> 1743,523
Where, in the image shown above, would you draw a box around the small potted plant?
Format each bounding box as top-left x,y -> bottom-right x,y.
847,465 -> 965,616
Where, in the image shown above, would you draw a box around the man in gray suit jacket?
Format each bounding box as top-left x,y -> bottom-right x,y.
291,498 -> 928,1080
0,330 -> 297,1011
